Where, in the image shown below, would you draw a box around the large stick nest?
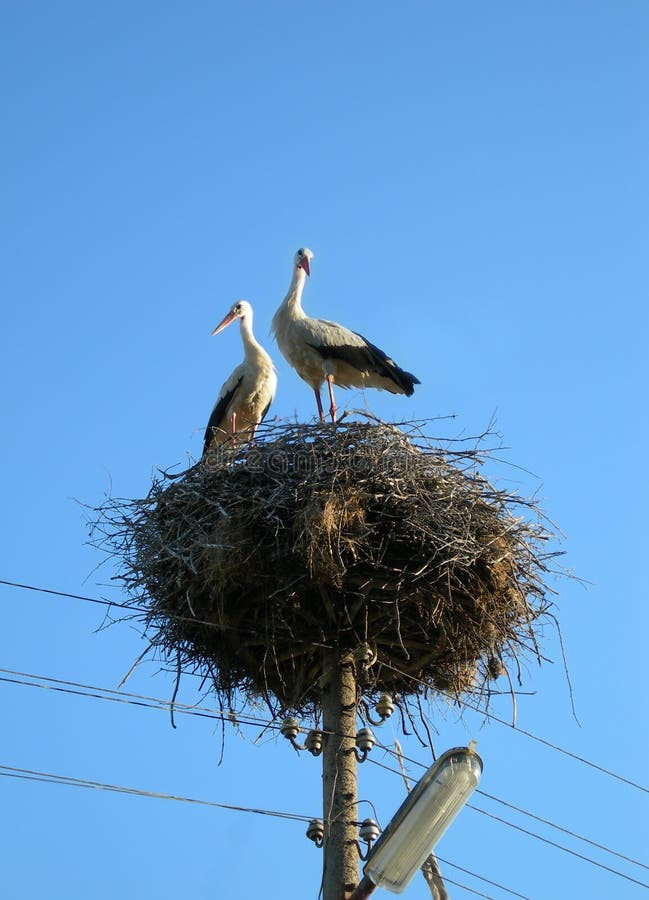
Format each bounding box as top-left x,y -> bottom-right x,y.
94,418 -> 560,719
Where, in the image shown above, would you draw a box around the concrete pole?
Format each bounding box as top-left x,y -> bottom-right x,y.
321,648 -> 359,900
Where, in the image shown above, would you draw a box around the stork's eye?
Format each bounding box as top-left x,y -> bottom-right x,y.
297,248 -> 304,256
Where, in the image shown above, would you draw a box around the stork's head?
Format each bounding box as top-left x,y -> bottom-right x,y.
294,247 -> 313,277
211,300 -> 253,336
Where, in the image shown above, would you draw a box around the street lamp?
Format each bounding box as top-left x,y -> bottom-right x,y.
354,744 -> 483,896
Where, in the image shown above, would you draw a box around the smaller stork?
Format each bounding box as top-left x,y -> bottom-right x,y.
203,300 -> 277,455
272,248 -> 420,423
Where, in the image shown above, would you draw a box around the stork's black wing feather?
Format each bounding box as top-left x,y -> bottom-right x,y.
202,376 -> 243,456
309,332 -> 420,396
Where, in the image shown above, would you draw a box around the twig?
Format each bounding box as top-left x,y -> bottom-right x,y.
169,651 -> 181,729
116,633 -> 161,689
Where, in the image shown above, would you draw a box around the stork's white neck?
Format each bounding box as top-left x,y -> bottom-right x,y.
284,266 -> 308,313
271,263 -> 309,345
239,313 -> 264,361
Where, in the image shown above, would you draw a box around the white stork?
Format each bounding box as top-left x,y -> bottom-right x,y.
203,300 -> 277,455
271,248 -> 420,422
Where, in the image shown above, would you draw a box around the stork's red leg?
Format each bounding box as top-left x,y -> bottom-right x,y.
326,374 -> 337,423
314,388 -> 325,423
230,412 -> 237,448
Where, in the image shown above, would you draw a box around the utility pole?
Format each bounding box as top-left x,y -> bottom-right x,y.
321,647 -> 359,900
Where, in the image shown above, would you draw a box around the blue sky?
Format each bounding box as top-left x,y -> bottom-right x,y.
1,3 -> 648,898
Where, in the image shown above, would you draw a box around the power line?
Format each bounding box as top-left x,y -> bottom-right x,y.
7,665 -> 647,888
0,667 -> 277,731
462,699 -> 649,797
4,577 -> 648,799
6,669 -> 646,898
381,661 -> 649,796
366,757 -> 649,891
3,580 -> 649,887
435,856 -> 530,900
0,579 -> 138,612
436,875 -> 493,899
0,758 -> 512,900
4,659 -> 649,882
4,577 -> 649,795
467,804 -> 649,890
0,668 -> 563,898
476,788 -> 649,875
0,578 -> 236,634
0,763 -> 314,822
4,649 -> 649,886
0,755 -> 509,899
371,739 -> 649,877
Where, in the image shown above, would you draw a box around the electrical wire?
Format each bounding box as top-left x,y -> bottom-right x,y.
0,578 -> 237,634
8,661 -> 646,881
4,577 -> 648,799
3,581 -> 649,891
380,660 -> 649,796
5,660 -> 649,881
371,739 -> 649,876
476,788 -> 649,874
467,804 -> 649,890
6,668 -> 648,898
4,664 -> 649,886
435,856 -> 530,900
0,579 -> 139,611
0,763 -> 314,822
436,875 -> 493,899
0,758 -> 517,899
0,667 -> 279,730
3,578 -> 648,798
0,668 -> 545,898
366,757 -> 649,891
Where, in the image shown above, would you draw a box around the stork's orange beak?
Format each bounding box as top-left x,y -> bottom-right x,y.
211,310 -> 237,336
298,256 -> 310,277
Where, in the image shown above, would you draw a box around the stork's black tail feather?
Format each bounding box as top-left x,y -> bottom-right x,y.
354,332 -> 420,395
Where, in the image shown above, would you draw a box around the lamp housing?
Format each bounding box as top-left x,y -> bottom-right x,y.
363,745 -> 483,893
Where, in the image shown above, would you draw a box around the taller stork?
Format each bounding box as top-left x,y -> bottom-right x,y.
271,248 -> 420,423
203,300 -> 277,455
